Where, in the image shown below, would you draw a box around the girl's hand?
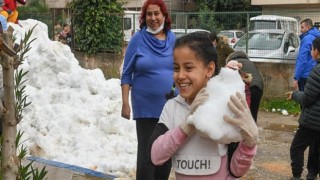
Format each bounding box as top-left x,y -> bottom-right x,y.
223,92 -> 258,147
180,122 -> 195,136
189,88 -> 209,114
225,60 -> 242,70
181,88 -> 209,136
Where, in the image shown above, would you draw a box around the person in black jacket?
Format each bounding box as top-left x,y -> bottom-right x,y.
286,37 -> 320,180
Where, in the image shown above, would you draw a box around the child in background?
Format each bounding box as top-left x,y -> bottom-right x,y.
225,60 -> 252,106
147,32 -> 258,179
286,37 -> 320,180
53,22 -> 62,41
225,51 -> 264,123
59,23 -> 71,46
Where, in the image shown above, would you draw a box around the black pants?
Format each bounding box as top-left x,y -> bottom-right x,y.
136,118 -> 171,180
250,86 -> 263,122
307,139 -> 320,176
298,78 -> 320,176
290,126 -> 320,177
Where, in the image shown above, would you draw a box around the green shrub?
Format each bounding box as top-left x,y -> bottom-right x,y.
68,0 -> 124,55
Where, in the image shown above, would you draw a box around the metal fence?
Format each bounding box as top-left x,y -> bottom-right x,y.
170,10 -> 320,32
123,10 -> 320,62
21,10 -> 320,60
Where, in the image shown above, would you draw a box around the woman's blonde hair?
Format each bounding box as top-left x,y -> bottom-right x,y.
218,35 -> 229,44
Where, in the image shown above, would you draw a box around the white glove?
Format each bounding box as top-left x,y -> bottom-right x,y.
180,88 -> 209,136
223,92 -> 259,147
189,88 -> 209,114
180,122 -> 195,136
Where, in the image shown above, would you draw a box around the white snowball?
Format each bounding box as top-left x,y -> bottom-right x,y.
281,109 -> 289,116
187,68 -> 245,143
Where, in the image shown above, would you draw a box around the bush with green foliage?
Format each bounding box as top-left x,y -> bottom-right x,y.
68,0 -> 124,55
17,0 -> 49,14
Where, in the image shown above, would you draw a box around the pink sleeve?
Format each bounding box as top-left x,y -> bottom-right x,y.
229,141 -> 257,177
151,126 -> 189,165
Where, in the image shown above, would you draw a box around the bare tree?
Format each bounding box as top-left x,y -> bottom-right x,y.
0,26 -> 20,180
0,23 -> 41,179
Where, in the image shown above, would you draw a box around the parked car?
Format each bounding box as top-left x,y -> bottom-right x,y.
171,29 -> 210,38
233,29 -> 300,63
219,30 -> 245,47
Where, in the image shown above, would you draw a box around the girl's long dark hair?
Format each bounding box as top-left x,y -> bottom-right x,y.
165,82 -> 176,100
174,32 -> 219,76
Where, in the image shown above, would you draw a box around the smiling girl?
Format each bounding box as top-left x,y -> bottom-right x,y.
147,32 -> 258,179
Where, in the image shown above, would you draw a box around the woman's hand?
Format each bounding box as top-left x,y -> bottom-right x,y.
121,103 -> 131,120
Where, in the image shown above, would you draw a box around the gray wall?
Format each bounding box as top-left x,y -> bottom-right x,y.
255,62 -> 295,98
74,51 -> 295,98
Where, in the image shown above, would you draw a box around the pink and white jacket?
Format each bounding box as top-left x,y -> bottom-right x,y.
149,95 -> 257,180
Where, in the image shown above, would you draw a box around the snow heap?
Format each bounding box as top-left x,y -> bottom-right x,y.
9,19 -> 137,177
187,68 -> 245,143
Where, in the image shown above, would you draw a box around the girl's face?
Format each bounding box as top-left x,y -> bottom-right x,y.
146,4 -> 165,31
174,46 -> 215,104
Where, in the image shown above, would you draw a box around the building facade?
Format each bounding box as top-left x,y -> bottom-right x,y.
45,0 -> 72,8
251,0 -> 320,24
121,0 -> 197,12
45,0 -> 197,11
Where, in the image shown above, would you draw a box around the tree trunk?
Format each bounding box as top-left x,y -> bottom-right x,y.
1,27 -> 18,180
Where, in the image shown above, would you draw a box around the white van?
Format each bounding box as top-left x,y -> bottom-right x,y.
123,11 -> 140,42
249,15 -> 299,34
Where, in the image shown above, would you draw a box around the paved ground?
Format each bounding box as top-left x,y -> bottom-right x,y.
118,110 -> 306,180
38,110 -> 311,180
241,110 -> 309,180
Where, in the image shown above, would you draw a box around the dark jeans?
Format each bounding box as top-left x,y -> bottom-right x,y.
250,86 -> 263,122
290,126 -> 320,177
307,140 -> 320,176
136,118 -> 171,180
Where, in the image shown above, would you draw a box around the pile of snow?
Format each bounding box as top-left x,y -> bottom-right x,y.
9,19 -> 137,177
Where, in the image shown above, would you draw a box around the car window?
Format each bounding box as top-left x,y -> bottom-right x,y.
288,33 -> 299,48
219,31 -> 233,38
235,32 -> 283,50
236,32 -> 244,38
249,21 -> 277,30
174,32 -> 184,38
289,21 -> 298,34
124,18 -> 132,30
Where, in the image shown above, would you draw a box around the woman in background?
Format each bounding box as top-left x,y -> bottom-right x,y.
120,0 -> 176,179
